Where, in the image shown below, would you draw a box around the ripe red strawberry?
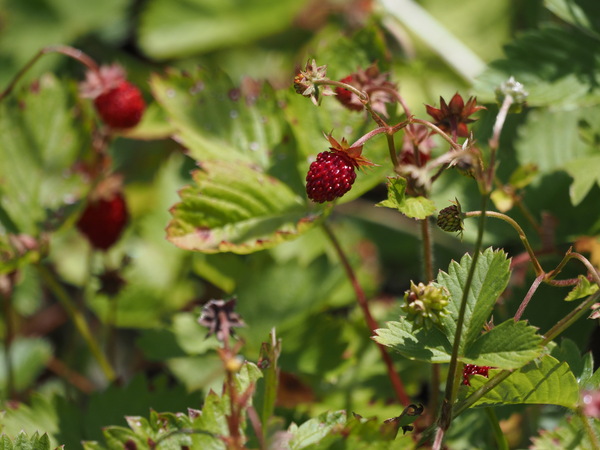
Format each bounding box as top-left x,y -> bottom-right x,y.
77,176 -> 129,251
80,64 -> 145,129
306,151 -> 357,203
93,81 -> 145,129
306,134 -> 375,203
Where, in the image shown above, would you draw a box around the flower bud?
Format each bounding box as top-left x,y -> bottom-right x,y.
402,281 -> 450,329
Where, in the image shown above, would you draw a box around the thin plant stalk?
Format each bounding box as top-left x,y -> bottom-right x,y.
485,407 -> 509,450
576,406 -> 600,449
1,282 -> 16,398
435,194 -> 489,449
464,210 -> 544,276
322,222 -> 410,406
36,264 -> 116,382
0,45 -> 99,101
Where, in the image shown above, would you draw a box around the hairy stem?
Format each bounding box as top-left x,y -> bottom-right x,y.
322,223 -> 410,406
464,210 -> 544,276
514,273 -> 545,322
485,407 -> 509,450
436,194 -> 489,447
37,264 -> 116,382
1,45 -> 99,101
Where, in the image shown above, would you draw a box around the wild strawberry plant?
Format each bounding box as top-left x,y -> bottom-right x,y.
1,0 -> 600,449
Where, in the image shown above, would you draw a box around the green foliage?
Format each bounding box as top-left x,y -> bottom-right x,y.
0,74 -> 87,236
0,338 -> 52,396
565,274 -> 600,301
2,0 -> 600,448
529,414 -> 600,450
0,431 -> 54,450
139,0 -> 304,59
461,355 -> 579,408
167,160 -> 324,253
376,177 -> 436,220
437,248 -> 511,354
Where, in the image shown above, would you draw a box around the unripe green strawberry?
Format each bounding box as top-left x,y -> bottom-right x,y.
437,199 -> 464,236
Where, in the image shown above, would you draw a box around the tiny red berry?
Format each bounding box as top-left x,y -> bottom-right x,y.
80,64 -> 145,129
306,151 -> 357,203
462,364 -> 492,386
77,192 -> 128,251
335,75 -> 363,111
93,81 -> 145,129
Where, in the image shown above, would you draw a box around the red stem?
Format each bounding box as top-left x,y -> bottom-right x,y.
322,223 -> 410,406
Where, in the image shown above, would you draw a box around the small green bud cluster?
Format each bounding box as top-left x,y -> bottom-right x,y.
402,281 -> 450,329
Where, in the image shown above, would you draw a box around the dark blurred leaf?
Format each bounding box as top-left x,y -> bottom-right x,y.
474,25 -> 600,106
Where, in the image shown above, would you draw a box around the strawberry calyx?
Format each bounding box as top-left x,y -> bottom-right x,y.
324,133 -> 376,170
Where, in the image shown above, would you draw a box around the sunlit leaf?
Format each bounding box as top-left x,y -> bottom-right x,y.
374,318 -> 453,363
437,248 -> 511,354
167,160 -> 325,254
463,355 -> 579,408
462,320 -> 543,369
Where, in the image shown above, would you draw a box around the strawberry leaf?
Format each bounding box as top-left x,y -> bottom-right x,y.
376,177 -> 436,219
437,248 -> 511,355
167,161 -> 325,254
564,274 -> 600,301
461,355 -> 579,409
462,320 -> 544,370
373,318 -> 453,363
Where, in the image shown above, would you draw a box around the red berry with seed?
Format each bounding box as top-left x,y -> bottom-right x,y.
462,364 -> 492,386
80,64 -> 145,129
306,134 -> 376,203
77,176 -> 129,251
306,151 -> 357,203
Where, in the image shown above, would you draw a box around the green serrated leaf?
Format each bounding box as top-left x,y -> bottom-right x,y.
0,435 -> 12,450
376,177 -> 436,219
463,320 -> 543,370
102,427 -> 145,450
530,413 -> 596,449
565,155 -> 600,205
551,338 -> 593,385
167,160 -> 325,254
565,274 -> 600,301
288,410 -> 347,450
373,318 -> 453,363
437,248 -> 511,355
464,355 -> 579,408
0,74 -> 87,235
